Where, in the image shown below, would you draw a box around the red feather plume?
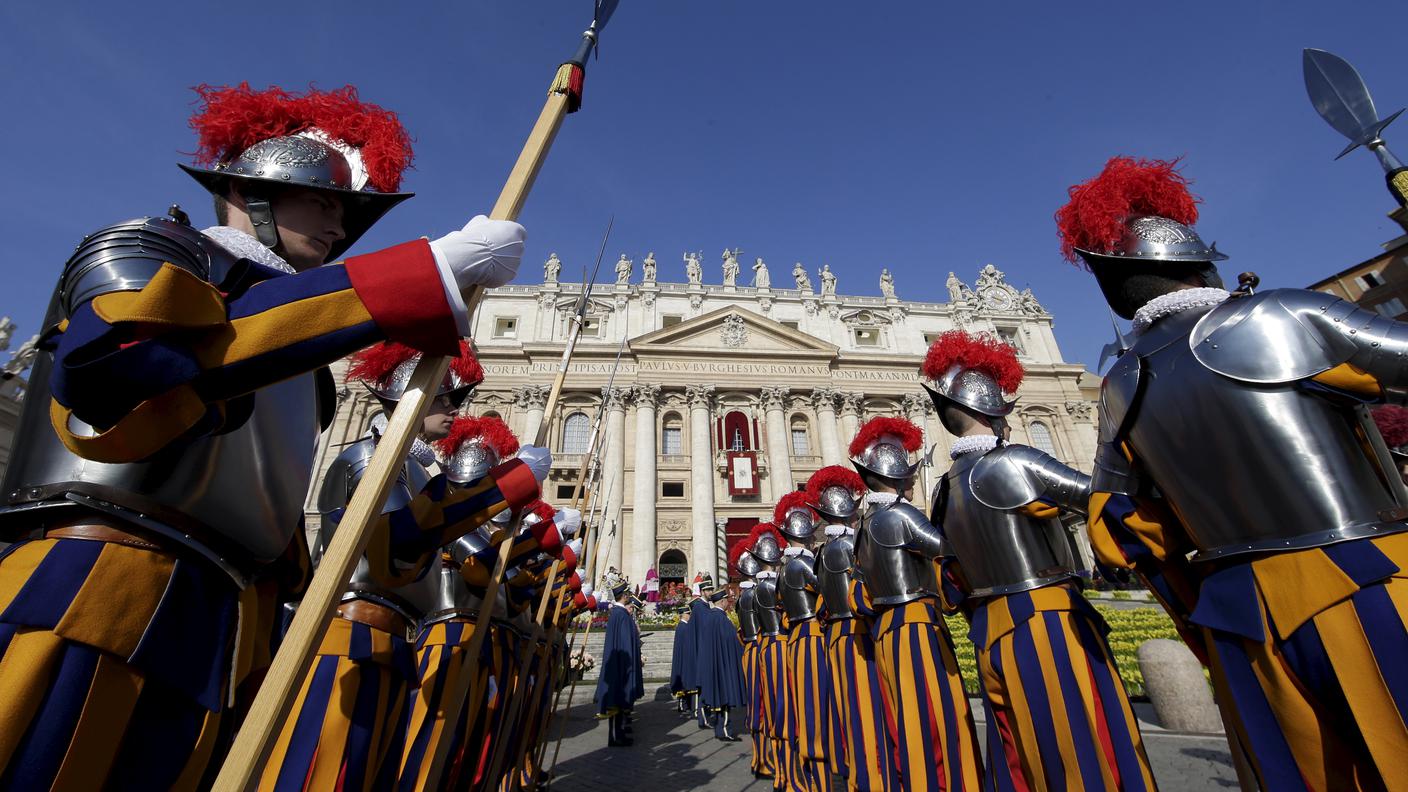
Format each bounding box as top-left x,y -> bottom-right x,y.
1055,156 -> 1200,266
806,466 -> 864,502
1373,405 -> 1408,448
921,330 -> 1024,393
773,491 -> 816,524
747,522 -> 784,548
434,415 -> 521,458
346,342 -> 418,386
189,82 -> 414,193
849,416 -> 922,457
449,340 -> 485,388
728,540 -> 752,570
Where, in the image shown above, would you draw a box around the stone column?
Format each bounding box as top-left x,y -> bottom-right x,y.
714,517 -> 729,582
811,388 -> 843,465
686,385 -> 718,577
514,384 -> 551,444
599,387 -> 629,576
760,386 -> 795,499
838,392 -> 864,449
904,392 -> 935,511
629,384 -> 660,585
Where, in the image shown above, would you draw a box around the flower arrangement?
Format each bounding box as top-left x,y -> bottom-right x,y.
658,582 -> 689,609
570,650 -> 596,673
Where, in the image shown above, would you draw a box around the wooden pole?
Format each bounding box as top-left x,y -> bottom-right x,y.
212,92 -> 571,792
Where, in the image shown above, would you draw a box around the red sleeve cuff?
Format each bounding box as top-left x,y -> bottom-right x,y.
343,239 -> 460,356
491,459 -> 540,510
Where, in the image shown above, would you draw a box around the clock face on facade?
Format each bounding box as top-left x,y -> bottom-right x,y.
982,287 -> 1013,311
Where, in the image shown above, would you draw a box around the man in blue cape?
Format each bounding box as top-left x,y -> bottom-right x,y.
699,587 -> 748,742
669,595 -> 699,715
594,577 -> 641,747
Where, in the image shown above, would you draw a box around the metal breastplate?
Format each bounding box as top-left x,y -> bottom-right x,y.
940,450 -> 1078,598
753,577 -> 783,635
2,225 -> 329,584
854,502 -> 940,606
737,588 -> 760,640
1107,303 -> 1408,560
415,558 -> 483,626
817,535 -> 857,619
317,437 -> 433,620
780,554 -> 819,622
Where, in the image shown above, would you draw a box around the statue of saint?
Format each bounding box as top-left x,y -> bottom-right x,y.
685,251 -> 703,286
752,257 -> 771,289
614,254 -> 633,285
722,248 -> 740,286
792,262 -> 812,292
544,253 -> 561,283
819,264 -> 836,295
946,271 -> 965,303
642,251 -> 657,284
879,268 -> 896,299
1018,287 -> 1045,316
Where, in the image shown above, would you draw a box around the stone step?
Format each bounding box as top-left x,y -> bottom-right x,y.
568,629 -> 676,683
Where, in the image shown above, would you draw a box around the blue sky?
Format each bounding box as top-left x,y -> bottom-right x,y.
3,1 -> 1406,371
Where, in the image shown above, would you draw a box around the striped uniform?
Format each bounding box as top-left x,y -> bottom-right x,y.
398,618 -> 484,791
970,584 -> 1156,791
757,633 -> 789,790
826,617 -> 899,792
0,537 -> 276,791
785,618 -> 835,792
472,624 -> 520,792
872,599 -> 982,792
258,617 -> 419,792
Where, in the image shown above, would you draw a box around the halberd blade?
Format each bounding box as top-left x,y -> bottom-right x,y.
1304,48 -> 1381,141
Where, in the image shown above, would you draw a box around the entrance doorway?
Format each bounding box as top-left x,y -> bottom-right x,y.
658,549 -> 687,586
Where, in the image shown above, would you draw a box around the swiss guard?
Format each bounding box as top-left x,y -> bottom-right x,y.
809,465 -> 899,792
261,345 -> 541,790
922,330 -> 1157,790
0,83 -> 533,788
850,417 -> 982,791
731,535 -> 773,779
1059,156 -> 1408,788
776,492 -> 834,792
595,573 -> 642,747
748,523 -> 790,792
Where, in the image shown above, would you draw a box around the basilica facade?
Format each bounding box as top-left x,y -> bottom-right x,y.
308,252 -> 1099,589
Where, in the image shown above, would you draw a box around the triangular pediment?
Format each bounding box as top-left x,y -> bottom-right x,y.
630,306 -> 838,356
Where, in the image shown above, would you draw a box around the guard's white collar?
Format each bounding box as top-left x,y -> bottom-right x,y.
755,570 -> 777,580
864,492 -> 900,506
783,546 -> 814,560
739,581 -> 756,589
202,225 -> 295,274
1130,287 -> 1229,336
823,524 -> 854,538
370,413 -> 438,468
950,435 -> 999,459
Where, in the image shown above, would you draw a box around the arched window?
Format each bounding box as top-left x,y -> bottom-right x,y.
790,415 -> 811,456
661,412 -> 684,455
1028,420 -> 1056,456
562,411 -> 591,453
481,410 -> 502,421
723,410 -> 752,451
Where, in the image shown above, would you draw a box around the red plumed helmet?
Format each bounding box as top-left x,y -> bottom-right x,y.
747,522 -> 785,548
849,417 -> 923,457
347,340 -> 482,404
773,491 -> 816,524
1374,405 -> 1408,449
922,331 -> 1024,393
805,466 -> 864,502
436,416 -> 520,461
1055,156 -> 1202,266
188,82 -> 413,193
727,539 -> 753,571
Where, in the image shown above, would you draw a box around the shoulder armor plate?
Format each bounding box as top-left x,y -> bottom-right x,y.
1099,350 -> 1142,446
60,217 -> 235,318
316,437 -> 375,515
1190,289 -> 1355,384
969,445 -> 1044,510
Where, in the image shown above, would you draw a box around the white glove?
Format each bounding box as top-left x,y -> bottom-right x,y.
581,581 -> 594,597
516,445 -> 552,483
430,215 -> 526,290
553,507 -> 583,539
566,538 -> 584,557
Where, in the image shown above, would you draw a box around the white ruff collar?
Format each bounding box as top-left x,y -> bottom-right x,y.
739,581 -> 756,589
823,524 -> 854,538
369,413 -> 438,468
783,546 -> 813,560
202,226 -> 296,274
864,492 -> 900,507
755,570 -> 777,580
949,435 -> 999,459
1130,288 -> 1229,336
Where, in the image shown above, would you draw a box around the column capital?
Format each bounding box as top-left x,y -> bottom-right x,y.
685,384 -> 716,410
809,387 -> 839,412
902,392 -> 931,417
601,386 -> 630,412
513,384 -> 550,410
631,383 -> 661,409
838,391 -> 864,417
759,386 -> 790,411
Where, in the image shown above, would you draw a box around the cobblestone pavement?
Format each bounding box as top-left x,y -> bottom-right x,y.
543,686 -> 1240,791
